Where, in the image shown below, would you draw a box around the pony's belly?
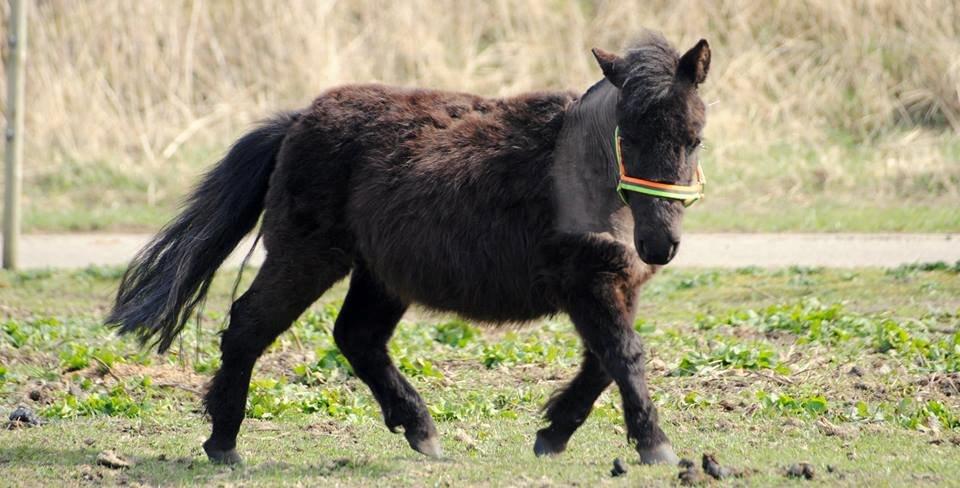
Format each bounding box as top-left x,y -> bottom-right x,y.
397,273 -> 555,323
354,220 -> 555,322
376,253 -> 554,322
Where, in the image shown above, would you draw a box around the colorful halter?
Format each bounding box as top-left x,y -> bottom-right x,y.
614,126 -> 705,207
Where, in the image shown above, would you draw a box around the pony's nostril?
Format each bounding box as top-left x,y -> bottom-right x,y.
668,241 -> 680,261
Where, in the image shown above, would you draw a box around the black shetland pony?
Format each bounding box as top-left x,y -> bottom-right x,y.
108,32 -> 711,466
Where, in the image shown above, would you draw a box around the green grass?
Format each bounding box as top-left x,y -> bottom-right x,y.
25,206 -> 174,233
1,265 -> 959,485
18,130 -> 960,233
28,200 -> 958,234
685,201 -> 960,233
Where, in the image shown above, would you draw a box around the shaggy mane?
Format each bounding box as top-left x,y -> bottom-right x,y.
619,32 -> 681,117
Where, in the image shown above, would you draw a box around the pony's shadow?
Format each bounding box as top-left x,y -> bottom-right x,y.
0,446 -> 98,467
0,446 -> 392,484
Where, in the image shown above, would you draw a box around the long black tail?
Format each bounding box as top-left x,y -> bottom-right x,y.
107,112 -> 299,353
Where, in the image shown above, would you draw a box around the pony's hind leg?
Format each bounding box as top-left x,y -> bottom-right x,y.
203,251 -> 350,464
333,263 -> 441,457
534,350 -> 611,456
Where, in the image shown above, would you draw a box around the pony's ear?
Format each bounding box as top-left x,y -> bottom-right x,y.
591,47 -> 627,88
677,39 -> 710,86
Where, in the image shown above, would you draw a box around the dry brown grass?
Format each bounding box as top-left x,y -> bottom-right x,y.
1,0 -> 958,229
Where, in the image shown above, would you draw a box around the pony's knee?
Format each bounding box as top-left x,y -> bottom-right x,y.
219,297 -> 275,358
333,322 -> 366,358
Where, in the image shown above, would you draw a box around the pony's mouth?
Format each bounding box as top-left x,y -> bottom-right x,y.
637,239 -> 679,265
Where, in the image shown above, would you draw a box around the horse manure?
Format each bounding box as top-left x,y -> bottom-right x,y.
678,458 -> 707,486
786,462 -> 815,480
678,453 -> 750,484
701,453 -> 745,480
7,406 -> 41,428
96,450 -> 134,469
610,457 -> 627,477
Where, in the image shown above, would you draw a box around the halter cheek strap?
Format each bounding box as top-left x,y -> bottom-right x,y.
614,126 -> 705,207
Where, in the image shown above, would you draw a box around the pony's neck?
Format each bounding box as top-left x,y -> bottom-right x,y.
551,80 -> 629,235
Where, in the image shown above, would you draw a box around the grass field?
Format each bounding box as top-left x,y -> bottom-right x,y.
2,264 -> 959,485
23,136 -> 960,234
3,0 -> 959,233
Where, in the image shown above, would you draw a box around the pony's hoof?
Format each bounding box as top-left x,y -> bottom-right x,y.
203,441 -> 243,465
407,432 -> 443,458
533,429 -> 567,457
637,443 -> 680,465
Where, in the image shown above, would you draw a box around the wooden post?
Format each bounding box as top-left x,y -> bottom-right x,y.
3,0 -> 27,269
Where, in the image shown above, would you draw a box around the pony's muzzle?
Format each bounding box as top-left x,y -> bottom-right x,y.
637,237 -> 679,265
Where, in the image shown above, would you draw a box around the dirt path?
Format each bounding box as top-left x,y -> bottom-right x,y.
2,232 -> 958,269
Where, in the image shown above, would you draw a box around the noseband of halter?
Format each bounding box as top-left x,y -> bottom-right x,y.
613,126 -> 705,207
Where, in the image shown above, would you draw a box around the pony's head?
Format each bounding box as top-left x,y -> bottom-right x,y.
592,34 -> 710,265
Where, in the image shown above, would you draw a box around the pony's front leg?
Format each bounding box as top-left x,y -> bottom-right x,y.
562,262 -> 679,465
